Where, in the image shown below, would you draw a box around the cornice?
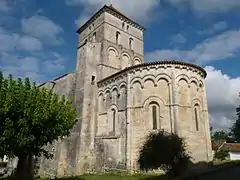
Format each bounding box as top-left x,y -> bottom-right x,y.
97,60 -> 207,85
77,5 -> 145,34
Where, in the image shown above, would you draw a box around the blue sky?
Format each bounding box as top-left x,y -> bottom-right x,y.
0,0 -> 240,130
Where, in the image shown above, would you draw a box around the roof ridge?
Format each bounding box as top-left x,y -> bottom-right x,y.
77,4 -> 145,33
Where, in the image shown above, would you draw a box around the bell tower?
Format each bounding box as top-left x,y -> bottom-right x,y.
73,4 -> 145,173
76,4 -> 145,80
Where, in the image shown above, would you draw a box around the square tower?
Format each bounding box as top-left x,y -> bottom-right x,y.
76,5 -> 145,79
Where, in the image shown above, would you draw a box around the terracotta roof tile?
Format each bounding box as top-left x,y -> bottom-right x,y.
221,143 -> 240,152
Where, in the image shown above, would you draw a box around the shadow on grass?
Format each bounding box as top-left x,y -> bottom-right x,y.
2,161 -> 240,180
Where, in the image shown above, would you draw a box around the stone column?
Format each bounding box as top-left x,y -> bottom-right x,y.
171,69 -> 179,135
126,72 -> 132,171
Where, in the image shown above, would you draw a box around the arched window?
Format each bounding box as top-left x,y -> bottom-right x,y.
122,22 -> 125,29
194,105 -> 199,131
108,108 -> 117,133
152,105 -> 157,130
149,102 -> 160,130
129,38 -> 133,50
112,109 -> 116,132
116,31 -> 120,45
93,32 -> 96,42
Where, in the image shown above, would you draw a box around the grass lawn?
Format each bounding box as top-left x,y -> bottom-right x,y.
39,174 -> 165,180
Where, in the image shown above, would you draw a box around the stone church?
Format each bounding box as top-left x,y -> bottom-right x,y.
38,4 -> 212,177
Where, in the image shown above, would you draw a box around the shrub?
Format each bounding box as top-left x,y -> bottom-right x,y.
138,130 -> 191,177
214,149 -> 229,161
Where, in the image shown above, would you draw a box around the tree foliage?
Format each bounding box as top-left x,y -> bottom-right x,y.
138,130 -> 191,177
211,130 -> 229,141
0,72 -> 77,179
214,149 -> 229,161
230,93 -> 240,142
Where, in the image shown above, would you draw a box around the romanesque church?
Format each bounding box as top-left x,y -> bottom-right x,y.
38,5 -> 212,177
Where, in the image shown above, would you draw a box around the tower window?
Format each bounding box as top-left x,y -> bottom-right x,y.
116,31 -> 120,45
122,22 -> 125,29
129,38 -> 133,50
91,76 -> 95,85
127,25 -> 129,31
194,105 -> 199,131
93,32 -> 96,42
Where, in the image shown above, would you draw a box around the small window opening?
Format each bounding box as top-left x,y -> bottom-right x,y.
194,107 -> 199,131
152,105 -> 157,130
129,38 -> 133,50
122,22 -> 125,29
93,32 -> 96,42
91,76 -> 95,85
116,31 -> 120,44
112,109 -> 116,132
127,25 -> 129,31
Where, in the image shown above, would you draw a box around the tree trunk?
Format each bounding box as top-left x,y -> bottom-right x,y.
15,154 -> 33,180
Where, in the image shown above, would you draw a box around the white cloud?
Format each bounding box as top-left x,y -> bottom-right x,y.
198,21 -> 228,36
0,27 -> 18,51
0,27 -> 43,52
75,14 -> 91,27
0,52 -> 67,83
168,0 -> 240,15
205,66 -> 240,131
21,15 -> 64,46
146,29 -> 240,64
169,33 -> 186,46
0,1 -> 68,84
17,35 -> 42,51
66,0 -> 160,26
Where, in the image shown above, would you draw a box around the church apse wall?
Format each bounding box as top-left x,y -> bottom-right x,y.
175,67 -> 212,163
129,65 -> 173,169
127,62 -> 212,169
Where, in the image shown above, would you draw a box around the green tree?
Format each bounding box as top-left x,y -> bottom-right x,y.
230,93 -> 240,142
138,130 -> 190,177
212,130 -> 229,141
214,149 -> 229,161
0,72 -> 77,179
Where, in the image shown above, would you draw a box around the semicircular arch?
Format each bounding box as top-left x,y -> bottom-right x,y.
107,46 -> 119,56
143,74 -> 157,87
131,77 -> 143,88
143,96 -> 165,110
176,74 -> 190,85
156,73 -> 172,84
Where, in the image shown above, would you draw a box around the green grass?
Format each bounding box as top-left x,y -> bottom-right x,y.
39,174 -> 164,180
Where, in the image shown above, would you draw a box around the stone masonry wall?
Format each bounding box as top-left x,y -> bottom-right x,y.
95,75 -> 128,171
97,62 -> 213,171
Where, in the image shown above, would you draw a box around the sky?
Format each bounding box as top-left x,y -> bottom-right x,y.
0,0 -> 240,131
